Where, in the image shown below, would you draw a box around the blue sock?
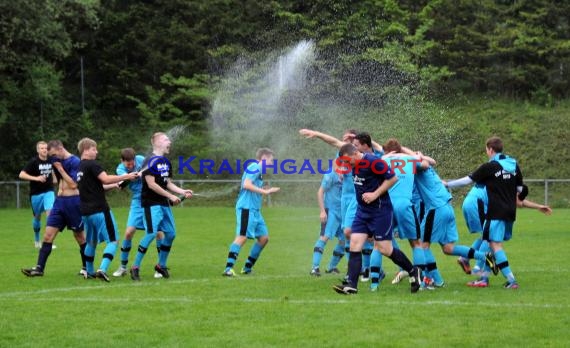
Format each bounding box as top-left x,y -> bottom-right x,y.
312,239 -> 326,269
85,243 -> 96,275
120,239 -> 132,267
412,247 -> 426,268
362,241 -> 373,272
32,218 -> 41,242
474,240 -> 489,271
370,249 -> 384,286
133,233 -> 155,268
470,238 -> 482,250
494,249 -> 515,282
244,242 -> 264,271
327,243 -> 345,270
424,248 -> 443,284
225,243 -> 241,271
100,242 -> 117,272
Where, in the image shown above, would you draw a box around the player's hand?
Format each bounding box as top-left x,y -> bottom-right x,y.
299,129 -> 315,138
52,162 -> 63,172
441,180 -> 448,187
183,189 -> 193,199
36,175 -> 47,183
266,187 -> 280,194
539,206 -> 552,215
319,210 -> 327,224
126,172 -> 139,181
169,195 -> 181,206
362,192 -> 378,204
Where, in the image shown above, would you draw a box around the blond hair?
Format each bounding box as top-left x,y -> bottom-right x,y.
77,138 -> 97,155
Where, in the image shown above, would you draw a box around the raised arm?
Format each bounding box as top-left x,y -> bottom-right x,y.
299,129 -> 345,149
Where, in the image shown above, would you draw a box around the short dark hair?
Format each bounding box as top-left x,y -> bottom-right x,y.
339,143 -> 357,157
383,138 -> 402,153
256,148 -> 274,160
354,132 -> 372,148
486,136 -> 503,153
47,140 -> 63,151
120,148 -> 136,161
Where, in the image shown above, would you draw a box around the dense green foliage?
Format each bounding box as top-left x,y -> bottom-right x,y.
1,0 -> 569,180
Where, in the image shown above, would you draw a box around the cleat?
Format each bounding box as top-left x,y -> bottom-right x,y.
22,267 -> 43,277
434,281 -> 446,288
240,268 -> 252,275
325,267 -> 340,274
370,283 -> 379,292
34,241 -> 41,248
423,276 -> 435,290
84,273 -> 96,279
130,267 -> 140,281
457,257 -> 471,275
52,244 -> 57,249
485,252 -> 499,275
113,267 -> 127,277
503,281 -> 519,289
360,268 -> 370,282
96,270 -> 110,282
222,269 -> 235,277
78,268 -> 88,277
391,270 -> 408,284
467,278 -> 489,287
409,267 -> 421,293
154,271 -> 163,279
154,264 -> 170,278
310,267 -> 321,277
333,281 -> 358,295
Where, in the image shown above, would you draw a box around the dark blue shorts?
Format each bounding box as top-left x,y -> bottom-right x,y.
46,195 -> 83,233
351,206 -> 394,241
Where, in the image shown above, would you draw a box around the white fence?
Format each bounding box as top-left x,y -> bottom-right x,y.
1,178 -> 568,209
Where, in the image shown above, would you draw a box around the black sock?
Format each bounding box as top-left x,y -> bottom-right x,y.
389,248 -> 413,273
347,251 -> 362,287
37,242 -> 53,271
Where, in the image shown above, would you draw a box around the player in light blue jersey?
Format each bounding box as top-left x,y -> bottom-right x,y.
310,167 -> 345,276
112,148 -> 164,278
382,138 -> 425,290
223,148 -> 280,276
414,155 -> 493,288
456,184 -> 488,275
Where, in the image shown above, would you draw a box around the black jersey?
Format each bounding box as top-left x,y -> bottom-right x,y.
22,156 -> 53,196
141,154 -> 172,207
469,155 -> 522,222
77,160 -> 109,215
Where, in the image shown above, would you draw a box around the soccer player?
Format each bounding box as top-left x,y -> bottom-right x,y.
19,141 -> 55,248
223,148 -> 280,276
310,165 -> 345,276
76,138 -> 138,281
445,136 -> 522,288
381,138 -> 425,290
112,148 -> 164,278
332,143 -> 421,295
21,140 -> 87,277
456,184 -> 488,275
130,132 -> 193,281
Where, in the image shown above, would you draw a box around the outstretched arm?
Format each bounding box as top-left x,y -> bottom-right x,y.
517,198 -> 552,215
299,129 -> 345,149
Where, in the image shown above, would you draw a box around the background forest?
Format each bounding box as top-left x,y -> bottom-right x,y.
1,0 -> 569,186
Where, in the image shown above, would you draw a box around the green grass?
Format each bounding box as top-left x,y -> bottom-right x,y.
1,206 -> 569,347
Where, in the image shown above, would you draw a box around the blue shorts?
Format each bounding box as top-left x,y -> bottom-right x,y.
483,220 -> 514,242
320,208 -> 344,241
351,207 -> 394,241
462,195 -> 486,234
83,210 -> 119,244
392,199 -> 419,240
46,195 -> 83,233
30,191 -> 55,217
236,208 -> 267,239
143,205 -> 176,237
422,203 -> 459,245
341,196 -> 357,230
127,200 -> 145,230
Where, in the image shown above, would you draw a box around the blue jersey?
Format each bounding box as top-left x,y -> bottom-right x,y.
352,153 -> 395,211
384,155 -> 416,202
236,161 -> 264,210
53,155 -> 80,185
414,165 -> 451,210
321,172 -> 342,211
116,155 -> 145,202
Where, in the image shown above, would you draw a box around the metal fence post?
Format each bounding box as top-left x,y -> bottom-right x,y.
544,179 -> 549,206
16,181 -> 20,209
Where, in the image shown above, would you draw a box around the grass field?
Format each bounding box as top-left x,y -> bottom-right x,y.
1,206 -> 569,347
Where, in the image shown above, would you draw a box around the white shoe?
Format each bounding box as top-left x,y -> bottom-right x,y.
78,268 -> 88,277
154,271 -> 163,279
391,270 -> 409,284
113,267 -> 127,277
34,241 -> 41,248
52,244 -> 57,249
